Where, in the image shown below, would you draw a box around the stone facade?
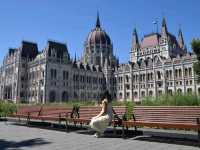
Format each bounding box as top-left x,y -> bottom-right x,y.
116,18 -> 199,101
0,40 -> 105,103
0,16 -> 199,103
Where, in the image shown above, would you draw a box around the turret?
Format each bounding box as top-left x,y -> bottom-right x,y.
130,28 -> 140,63
132,28 -> 140,49
178,28 -> 185,50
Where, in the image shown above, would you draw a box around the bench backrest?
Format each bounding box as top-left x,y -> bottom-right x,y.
16,105 -> 72,117
16,105 -> 42,116
39,106 -> 72,117
77,106 -> 127,120
134,106 -> 200,124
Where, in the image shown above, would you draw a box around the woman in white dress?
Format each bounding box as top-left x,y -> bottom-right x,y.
90,91 -> 113,138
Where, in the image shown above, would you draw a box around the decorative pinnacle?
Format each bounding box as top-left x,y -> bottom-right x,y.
96,12 -> 101,28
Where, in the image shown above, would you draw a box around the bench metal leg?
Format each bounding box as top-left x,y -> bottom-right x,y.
18,117 -> 21,123
58,114 -> 61,127
134,126 -> 137,132
197,118 -> 200,142
65,120 -> 69,132
122,125 -> 125,138
26,114 -> 30,125
113,124 -> 117,136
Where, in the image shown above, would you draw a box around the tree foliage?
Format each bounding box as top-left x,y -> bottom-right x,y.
192,39 -> 200,79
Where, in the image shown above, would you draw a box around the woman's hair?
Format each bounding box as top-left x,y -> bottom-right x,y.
101,90 -> 112,103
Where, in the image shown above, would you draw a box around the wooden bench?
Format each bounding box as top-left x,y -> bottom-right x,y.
28,106 -> 72,125
122,106 -> 200,140
11,105 -> 42,122
66,106 -> 126,133
12,105 -> 72,126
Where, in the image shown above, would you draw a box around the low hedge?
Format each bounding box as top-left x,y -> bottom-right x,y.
141,94 -> 200,106
0,101 -> 17,118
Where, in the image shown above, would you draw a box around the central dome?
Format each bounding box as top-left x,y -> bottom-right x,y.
82,13 -> 117,67
85,14 -> 111,45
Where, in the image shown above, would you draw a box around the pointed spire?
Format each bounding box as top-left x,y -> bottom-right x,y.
74,52 -> 77,62
162,17 -> 167,27
96,12 -> 101,28
133,28 -> 139,43
132,28 -> 139,49
178,28 -> 185,49
161,17 -> 168,34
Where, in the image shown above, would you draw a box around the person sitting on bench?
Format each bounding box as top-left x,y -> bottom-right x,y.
90,90 -> 113,138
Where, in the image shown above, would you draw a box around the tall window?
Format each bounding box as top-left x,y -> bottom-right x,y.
51,69 -> 57,79
189,68 -> 192,77
63,71 -> 68,80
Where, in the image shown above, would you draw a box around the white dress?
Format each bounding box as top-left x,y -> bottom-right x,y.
90,102 -> 113,133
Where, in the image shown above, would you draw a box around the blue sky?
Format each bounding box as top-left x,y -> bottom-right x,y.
0,0 -> 199,63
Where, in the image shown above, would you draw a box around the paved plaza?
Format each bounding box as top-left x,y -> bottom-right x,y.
0,121 -> 199,150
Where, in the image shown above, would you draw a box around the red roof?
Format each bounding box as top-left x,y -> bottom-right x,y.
141,33 -> 160,48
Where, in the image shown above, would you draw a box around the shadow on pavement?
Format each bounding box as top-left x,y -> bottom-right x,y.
9,121 -> 200,147
0,138 -> 51,150
132,134 -> 200,148
76,128 -> 143,138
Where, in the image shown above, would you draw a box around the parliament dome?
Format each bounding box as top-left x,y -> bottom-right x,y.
85,14 -> 111,46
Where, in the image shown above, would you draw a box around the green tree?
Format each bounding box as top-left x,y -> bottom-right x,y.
192,39 -> 200,80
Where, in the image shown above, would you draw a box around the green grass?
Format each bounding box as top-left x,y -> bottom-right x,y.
141,93 -> 200,106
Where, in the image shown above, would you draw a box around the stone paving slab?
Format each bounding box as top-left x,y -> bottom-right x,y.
0,122 -> 199,150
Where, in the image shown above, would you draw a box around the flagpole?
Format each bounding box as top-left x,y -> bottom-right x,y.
153,18 -> 159,33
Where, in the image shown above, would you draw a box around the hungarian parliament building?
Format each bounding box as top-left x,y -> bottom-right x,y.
0,15 -> 199,103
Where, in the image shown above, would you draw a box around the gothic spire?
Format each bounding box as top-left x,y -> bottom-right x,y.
96,12 -> 101,28
178,28 -> 185,49
132,28 -> 139,49
74,52 -> 77,62
178,28 -> 187,51
161,17 -> 168,34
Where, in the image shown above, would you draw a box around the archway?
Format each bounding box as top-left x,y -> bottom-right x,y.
141,91 -> 145,97
177,89 -> 182,94
49,91 -> 56,102
62,91 -> 68,102
134,92 -> 138,98
149,91 -> 153,96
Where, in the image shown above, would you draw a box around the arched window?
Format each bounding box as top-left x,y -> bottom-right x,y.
49,91 -> 56,102
119,93 -> 122,99
169,70 -> 172,79
166,70 -> 169,79
175,69 -> 178,79
198,88 -> 200,95
184,68 -> 188,77
62,91 -> 68,102
179,69 -> 182,78
187,88 -> 192,94
168,89 -> 173,96
157,71 -> 161,80
177,89 -> 182,94
151,72 -> 153,80
189,68 -> 192,76
74,92 -> 78,100
141,91 -> 145,97
158,90 -> 162,96
134,92 -> 138,98
149,91 -> 153,96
